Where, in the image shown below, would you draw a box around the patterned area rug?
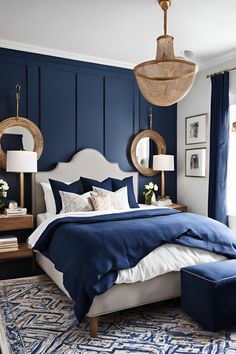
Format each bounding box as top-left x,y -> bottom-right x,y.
0,275 -> 236,354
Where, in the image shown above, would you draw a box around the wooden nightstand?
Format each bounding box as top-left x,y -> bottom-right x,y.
0,214 -> 34,268
0,243 -> 33,261
169,204 -> 188,212
0,214 -> 33,231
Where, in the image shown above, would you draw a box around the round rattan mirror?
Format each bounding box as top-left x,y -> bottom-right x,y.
130,130 -> 166,176
0,116 -> 44,169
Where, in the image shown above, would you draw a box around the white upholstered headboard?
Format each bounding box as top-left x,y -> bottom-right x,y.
33,148 -> 139,216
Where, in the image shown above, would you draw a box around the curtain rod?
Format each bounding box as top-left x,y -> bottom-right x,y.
206,67 -> 236,78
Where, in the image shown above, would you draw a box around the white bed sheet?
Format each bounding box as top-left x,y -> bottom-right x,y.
36,204 -> 156,226
29,207 -> 226,285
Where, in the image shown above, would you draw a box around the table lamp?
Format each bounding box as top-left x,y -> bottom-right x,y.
7,151 -> 37,208
153,154 -> 174,206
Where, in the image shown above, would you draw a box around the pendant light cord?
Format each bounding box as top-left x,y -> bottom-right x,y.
164,9 -> 167,35
16,83 -> 21,118
149,107 -> 153,130
159,0 -> 170,35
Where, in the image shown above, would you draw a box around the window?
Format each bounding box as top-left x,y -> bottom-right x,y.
227,104 -> 236,215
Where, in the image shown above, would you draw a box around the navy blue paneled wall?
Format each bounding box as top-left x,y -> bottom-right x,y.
0,48 -> 177,209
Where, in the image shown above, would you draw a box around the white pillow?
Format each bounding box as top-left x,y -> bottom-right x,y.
59,191 -> 93,213
92,186 -> 130,210
40,182 -> 56,214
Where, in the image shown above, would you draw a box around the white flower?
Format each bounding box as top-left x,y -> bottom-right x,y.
144,181 -> 159,193
2,183 -> 9,191
0,179 -> 9,195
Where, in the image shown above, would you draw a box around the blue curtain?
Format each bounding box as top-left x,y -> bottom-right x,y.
208,72 -> 229,224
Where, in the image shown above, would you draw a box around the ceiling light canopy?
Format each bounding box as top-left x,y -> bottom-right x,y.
134,0 -> 198,107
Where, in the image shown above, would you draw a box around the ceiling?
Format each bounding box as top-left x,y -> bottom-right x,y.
0,0 -> 236,70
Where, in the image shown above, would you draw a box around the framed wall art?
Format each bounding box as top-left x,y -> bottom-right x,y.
185,113 -> 207,145
185,148 -> 206,177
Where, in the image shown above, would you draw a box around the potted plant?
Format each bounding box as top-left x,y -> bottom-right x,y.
143,182 -> 158,205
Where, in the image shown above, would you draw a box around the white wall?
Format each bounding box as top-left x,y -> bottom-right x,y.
177,59 -> 236,215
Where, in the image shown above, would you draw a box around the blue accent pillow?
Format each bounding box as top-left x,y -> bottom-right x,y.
49,179 -> 83,213
81,177 -> 112,193
111,176 -> 139,208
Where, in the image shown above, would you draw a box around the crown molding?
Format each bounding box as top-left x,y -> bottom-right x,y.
199,48 -> 236,73
1,38 -> 235,75
0,38 -> 135,70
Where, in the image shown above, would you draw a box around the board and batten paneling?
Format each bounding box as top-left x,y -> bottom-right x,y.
0,48 -> 177,209
39,67 -> 77,170
77,72 -> 104,154
105,76 -> 138,171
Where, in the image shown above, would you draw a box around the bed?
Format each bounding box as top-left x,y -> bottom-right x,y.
29,148 -> 233,337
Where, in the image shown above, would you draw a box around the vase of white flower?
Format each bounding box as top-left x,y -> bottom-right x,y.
0,179 -> 9,212
143,182 -> 158,205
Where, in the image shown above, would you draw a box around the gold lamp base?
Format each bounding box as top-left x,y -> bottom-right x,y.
161,170 -> 165,199
20,172 -> 24,208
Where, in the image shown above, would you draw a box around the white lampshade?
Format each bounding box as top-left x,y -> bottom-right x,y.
153,154 -> 174,171
6,151 -> 37,173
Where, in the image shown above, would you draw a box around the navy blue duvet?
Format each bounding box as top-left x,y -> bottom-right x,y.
33,209 -> 236,322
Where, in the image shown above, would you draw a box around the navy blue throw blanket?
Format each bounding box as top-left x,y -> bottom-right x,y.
33,209 -> 236,322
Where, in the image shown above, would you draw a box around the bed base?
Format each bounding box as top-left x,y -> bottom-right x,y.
35,252 -> 181,337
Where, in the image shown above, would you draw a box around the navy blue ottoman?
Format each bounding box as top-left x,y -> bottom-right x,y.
181,260 -> 236,331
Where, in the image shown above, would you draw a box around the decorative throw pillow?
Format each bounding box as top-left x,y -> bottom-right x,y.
49,179 -> 83,213
59,191 -> 93,213
92,186 -> 130,210
80,176 -> 112,193
40,182 -> 56,214
111,176 -> 139,208
90,193 -> 113,211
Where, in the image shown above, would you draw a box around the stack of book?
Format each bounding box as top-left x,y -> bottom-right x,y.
4,208 -> 27,216
0,237 -> 19,252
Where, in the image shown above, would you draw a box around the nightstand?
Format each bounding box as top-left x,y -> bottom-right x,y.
0,214 -> 34,270
0,214 -> 33,231
0,243 -> 33,262
169,203 -> 188,212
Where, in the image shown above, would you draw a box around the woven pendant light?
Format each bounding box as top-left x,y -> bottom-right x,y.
134,0 -> 198,107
